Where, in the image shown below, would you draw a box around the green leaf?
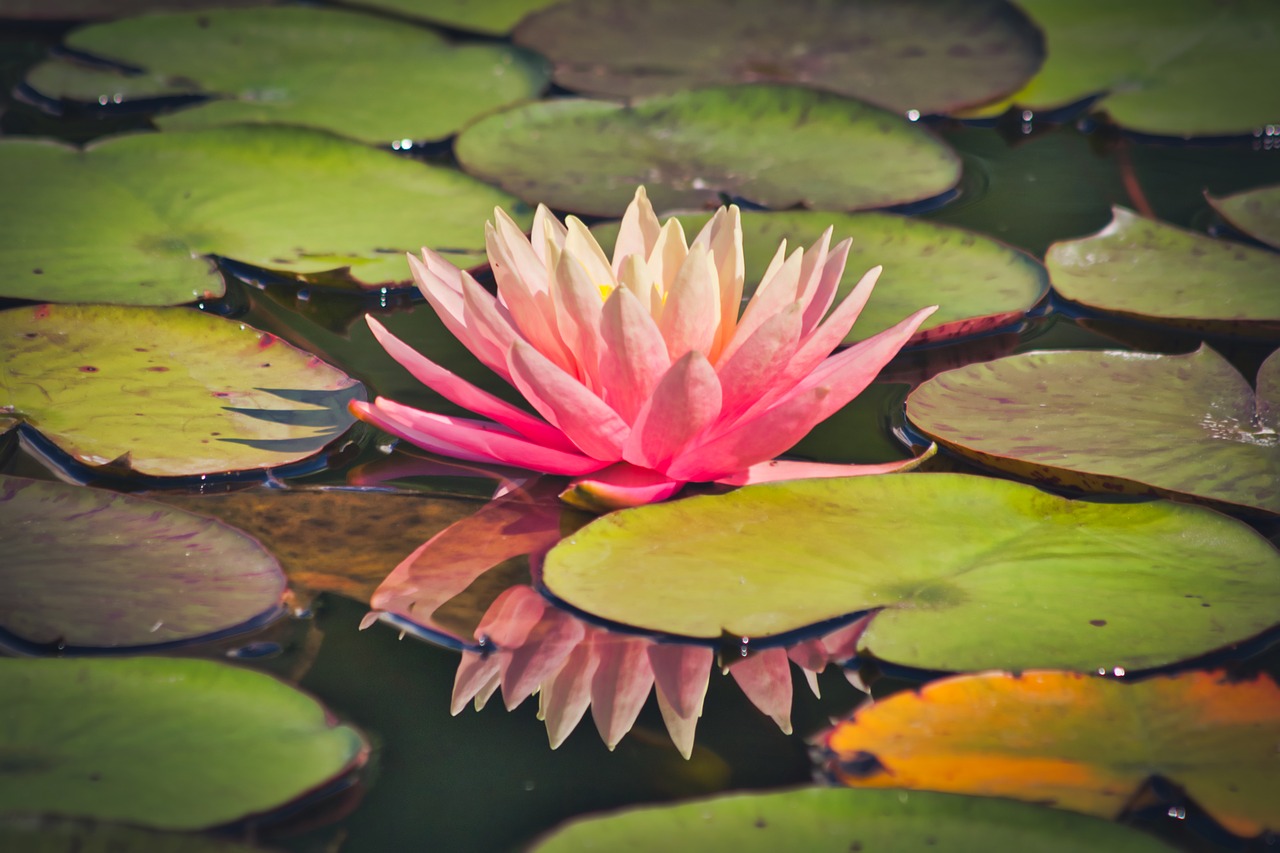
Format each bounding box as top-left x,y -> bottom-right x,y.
0,657 -> 366,829
906,346 -> 1280,514
455,86 -> 961,217
540,473 -> 1280,672
0,475 -> 285,649
0,817 -> 270,853
0,126 -> 524,301
1207,183 -> 1280,250
345,0 -> 562,35
26,7 -> 549,144
513,0 -> 1043,113
0,0 -> 269,19
1,304 -> 362,477
530,787 -> 1174,852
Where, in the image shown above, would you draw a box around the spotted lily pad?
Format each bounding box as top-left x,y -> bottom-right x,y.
0,657 -> 367,829
0,126 -> 525,303
531,787 -> 1173,852
593,210 -> 1048,344
540,474 -> 1280,672
513,0 -> 1043,113
1207,184 -> 1280,250
0,476 -> 285,650
906,346 -> 1280,514
345,0 -> 561,35
455,85 -> 961,216
821,670 -> 1280,837
1046,207 -> 1280,334
25,7 -> 549,144
1,304 -> 362,477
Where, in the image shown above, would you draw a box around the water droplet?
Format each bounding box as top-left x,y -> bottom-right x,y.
906,109 -> 920,122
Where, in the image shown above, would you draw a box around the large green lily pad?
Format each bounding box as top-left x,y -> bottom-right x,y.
455,85 -> 961,217
0,126 -> 524,303
346,0 -> 561,35
1207,184 -> 1280,250
513,0 -> 1043,113
906,346 -> 1280,514
0,0 -> 270,19
964,0 -> 1280,137
531,787 -> 1173,852
593,210 -> 1047,344
1046,207 -> 1280,334
540,473 -> 1280,672
1,304 -> 362,477
25,7 -> 549,144
0,475 -> 285,649
0,657 -> 367,829
0,818 -> 271,853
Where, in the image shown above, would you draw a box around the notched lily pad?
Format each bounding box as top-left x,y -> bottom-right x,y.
514,0 -> 1043,113
1046,207 -> 1280,335
540,473 -> 1280,673
25,7 -> 549,144
1207,184 -> 1280,250
821,670 -> 1280,837
1,304 -> 362,477
906,346 -> 1280,514
455,85 -> 961,217
0,657 -> 367,830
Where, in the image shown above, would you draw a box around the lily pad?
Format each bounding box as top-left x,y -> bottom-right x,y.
0,126 -> 525,303
513,0 -> 1043,113
963,0 -> 1280,137
1,304 -> 362,477
540,473 -> 1280,672
1207,184 -> 1280,250
0,476 -> 284,650
593,210 -> 1048,344
346,0 -> 561,35
1046,207 -> 1280,334
0,0 -> 271,19
531,787 -> 1173,852
0,657 -> 367,830
25,7 -> 549,144
0,817 -> 274,853
906,346 -> 1280,514
455,85 -> 962,217
821,670 -> 1280,837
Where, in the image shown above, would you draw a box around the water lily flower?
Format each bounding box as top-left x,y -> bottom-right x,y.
352,187 -> 937,510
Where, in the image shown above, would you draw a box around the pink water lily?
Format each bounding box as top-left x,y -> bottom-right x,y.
353,187 -> 937,510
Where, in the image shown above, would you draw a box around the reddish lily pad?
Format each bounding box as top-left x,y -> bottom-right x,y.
1,304 -> 362,477
821,670 -> 1280,837
906,346 -> 1280,514
455,85 -> 961,217
0,476 -> 285,650
1207,184 -> 1280,250
1046,207 -> 1280,334
513,0 -> 1043,113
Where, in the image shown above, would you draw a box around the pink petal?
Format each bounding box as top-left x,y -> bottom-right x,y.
658,245 -> 720,362
794,226 -> 832,311
408,251 -> 516,381
561,462 -> 685,512
690,205 -> 745,362
565,216 -> 617,293
655,684 -> 700,761
647,643 -> 713,720
476,584 -> 547,647
487,218 -> 576,374
598,286 -> 671,424
453,651 -> 504,714
541,639 -> 601,749
719,247 -> 803,365
531,203 -> 567,267
714,301 -> 802,423
728,647 -> 793,735
501,608 -> 586,710
819,614 -> 872,663
590,635 -> 656,750
549,244 -> 607,391
624,351 -> 722,471
507,341 -> 630,462
612,186 -> 662,273
715,450 -> 935,486
800,238 -> 852,335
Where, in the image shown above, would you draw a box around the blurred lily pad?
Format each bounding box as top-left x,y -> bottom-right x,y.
514,0 -> 1043,113
1208,184 -> 1280,250
0,817 -> 274,853
0,476 -> 284,650
0,657 -> 367,829
532,787 -> 1173,852
455,85 -> 961,216
0,126 -> 525,302
1046,207 -> 1280,334
821,669 -> 1280,837
346,0 -> 561,35
1,303 -> 362,477
541,473 -> 1280,672
594,210 -> 1048,344
0,0 -> 269,19
25,7 -> 549,144
906,346 -> 1279,514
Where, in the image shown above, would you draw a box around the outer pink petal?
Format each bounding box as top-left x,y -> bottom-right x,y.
714,448 -> 936,486
560,462 -> 684,512
541,639 -> 601,749
590,635 -> 656,750
531,203 -> 567,267
487,218 -> 576,374
550,245 -> 607,390
598,286 -> 671,424
719,247 -> 803,365
794,226 -> 832,311
801,238 -> 852,335
690,205 -> 744,362
612,186 -> 662,273
714,301 -> 802,423
507,341 -> 630,462
408,251 -> 514,381
728,648 -> 793,735
658,245 -> 720,362
623,351 -> 722,471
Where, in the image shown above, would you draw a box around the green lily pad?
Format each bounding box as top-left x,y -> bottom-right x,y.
0,657 -> 367,829
455,85 -> 961,217
25,7 -> 549,144
513,0 -> 1043,113
0,817 -> 273,853
540,473 -> 1280,672
593,210 -> 1047,344
346,0 -> 561,35
1207,184 -> 1280,250
906,346 -> 1280,514
1046,207 -> 1280,334
0,475 -> 285,649
0,0 -> 270,19
531,787 -> 1173,852
1,303 -> 362,477
965,0 -> 1280,137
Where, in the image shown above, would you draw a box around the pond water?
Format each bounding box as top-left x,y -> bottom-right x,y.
2,6 -> 1279,853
